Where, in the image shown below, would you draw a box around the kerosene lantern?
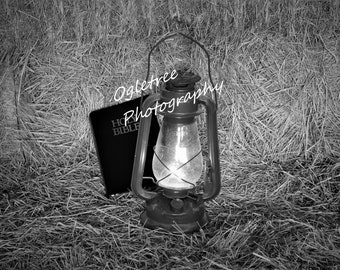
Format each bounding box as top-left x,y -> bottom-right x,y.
131,33 -> 221,233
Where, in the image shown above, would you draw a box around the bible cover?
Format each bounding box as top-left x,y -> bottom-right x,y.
89,96 -> 159,196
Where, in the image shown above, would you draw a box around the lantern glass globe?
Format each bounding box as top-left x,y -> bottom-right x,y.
152,117 -> 203,190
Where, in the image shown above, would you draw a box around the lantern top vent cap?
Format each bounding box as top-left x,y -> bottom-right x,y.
166,68 -> 201,88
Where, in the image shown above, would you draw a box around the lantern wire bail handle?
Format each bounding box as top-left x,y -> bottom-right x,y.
140,31 -> 218,110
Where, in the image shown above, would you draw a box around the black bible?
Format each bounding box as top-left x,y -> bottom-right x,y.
89,96 -> 159,196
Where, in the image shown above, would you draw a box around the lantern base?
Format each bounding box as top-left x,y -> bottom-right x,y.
140,192 -> 209,233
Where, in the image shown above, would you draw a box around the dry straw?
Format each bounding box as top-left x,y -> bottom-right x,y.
1,0 -> 339,269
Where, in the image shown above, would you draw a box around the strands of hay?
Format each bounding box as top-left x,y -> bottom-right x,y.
1,159 -> 339,269
1,0 -> 340,269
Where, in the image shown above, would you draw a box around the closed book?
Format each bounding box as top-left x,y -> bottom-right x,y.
89,96 -> 159,196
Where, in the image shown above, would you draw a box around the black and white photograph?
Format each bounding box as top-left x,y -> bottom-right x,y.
1,0 -> 339,269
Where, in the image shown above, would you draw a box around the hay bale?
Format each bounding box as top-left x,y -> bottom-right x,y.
0,62 -> 22,160
0,48 -> 38,163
